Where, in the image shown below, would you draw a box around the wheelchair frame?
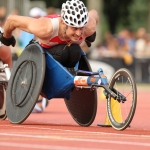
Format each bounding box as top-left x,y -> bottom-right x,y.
0,41 -> 137,131
0,60 -> 11,120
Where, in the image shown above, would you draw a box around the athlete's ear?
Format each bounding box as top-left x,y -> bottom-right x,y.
63,24 -> 68,34
61,20 -> 66,26
63,26 -> 67,34
61,21 -> 65,31
61,19 -> 68,34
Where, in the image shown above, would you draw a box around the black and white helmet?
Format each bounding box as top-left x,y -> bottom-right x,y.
61,0 -> 88,28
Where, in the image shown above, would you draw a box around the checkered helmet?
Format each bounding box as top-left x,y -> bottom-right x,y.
61,0 -> 88,27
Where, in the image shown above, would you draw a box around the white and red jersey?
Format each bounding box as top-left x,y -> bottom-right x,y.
40,14 -> 83,49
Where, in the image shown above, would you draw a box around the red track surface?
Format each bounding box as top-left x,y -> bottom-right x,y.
0,84 -> 150,150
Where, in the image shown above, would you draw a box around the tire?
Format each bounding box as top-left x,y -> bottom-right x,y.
6,43 -> 45,124
64,55 -> 97,126
106,68 -> 137,130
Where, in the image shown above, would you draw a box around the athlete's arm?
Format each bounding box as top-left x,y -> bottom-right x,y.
3,15 -> 53,41
83,9 -> 99,38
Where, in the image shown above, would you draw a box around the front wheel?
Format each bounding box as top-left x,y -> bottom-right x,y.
106,68 -> 137,130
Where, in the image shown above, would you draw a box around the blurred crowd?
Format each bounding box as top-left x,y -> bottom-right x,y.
89,28 -> 150,65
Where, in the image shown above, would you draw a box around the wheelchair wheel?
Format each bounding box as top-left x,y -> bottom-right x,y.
64,55 -> 97,126
0,85 -> 7,120
106,68 -> 137,130
6,42 -> 45,124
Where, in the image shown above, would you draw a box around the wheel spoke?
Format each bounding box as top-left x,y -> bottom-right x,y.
107,68 -> 137,130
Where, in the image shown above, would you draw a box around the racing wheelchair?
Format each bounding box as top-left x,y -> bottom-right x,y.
0,60 -> 10,120
3,40 -> 137,131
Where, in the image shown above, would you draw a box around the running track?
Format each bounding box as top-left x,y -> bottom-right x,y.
0,84 -> 150,150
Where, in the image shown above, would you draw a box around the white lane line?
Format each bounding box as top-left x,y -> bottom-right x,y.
0,133 -> 150,147
0,142 -> 105,150
0,124 -> 150,138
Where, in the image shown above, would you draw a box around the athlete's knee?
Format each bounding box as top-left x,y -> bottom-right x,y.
64,44 -> 81,68
46,44 -> 81,68
46,44 -> 69,65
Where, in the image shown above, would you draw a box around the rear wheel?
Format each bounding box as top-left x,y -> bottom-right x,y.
106,68 -> 137,130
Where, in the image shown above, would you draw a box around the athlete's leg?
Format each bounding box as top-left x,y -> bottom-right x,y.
46,44 -> 69,65
65,43 -> 81,68
32,95 -> 49,113
46,43 -> 81,68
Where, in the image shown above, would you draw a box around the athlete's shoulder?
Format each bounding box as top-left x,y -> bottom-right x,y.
44,14 -> 61,19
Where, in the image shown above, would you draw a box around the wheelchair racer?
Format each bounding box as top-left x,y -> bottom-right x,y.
0,0 -> 99,109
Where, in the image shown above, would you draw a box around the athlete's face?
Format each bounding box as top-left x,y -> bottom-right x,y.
66,26 -> 84,42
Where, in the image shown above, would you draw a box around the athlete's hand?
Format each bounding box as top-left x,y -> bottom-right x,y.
0,27 -> 16,47
85,31 -> 96,47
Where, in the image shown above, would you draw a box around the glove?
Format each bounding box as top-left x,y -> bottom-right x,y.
85,31 -> 96,47
85,40 -> 91,47
0,31 -> 16,47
